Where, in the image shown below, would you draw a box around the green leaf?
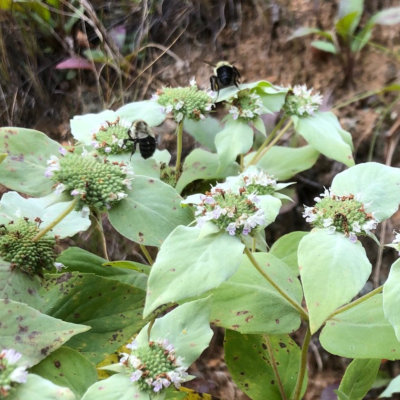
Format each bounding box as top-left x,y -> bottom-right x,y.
39,272 -> 147,363
0,127 -> 60,196
337,0 -> 364,35
0,259 -> 43,307
210,252 -> 302,334
81,374 -> 154,400
175,149 -> 239,194
0,191 -> 90,238
383,259 -> 400,340
380,375 -> 400,398
57,247 -> 148,291
247,145 -> 319,180
269,231 -> 309,275
336,11 -> 361,39
144,226 -> 244,316
331,162 -> 400,221
225,330 -> 307,400
311,40 -> 337,54
137,298 -> 213,367
298,230 -> 371,333
320,294 -> 400,359
117,100 -> 166,127
183,116 -> 222,151
372,7 -> 400,25
292,111 -> 355,167
108,176 -> 193,247
31,346 -> 97,398
215,119 -> 254,172
8,374 -> 76,400
287,26 -> 333,41
0,298 -> 89,367
337,359 -> 380,400
253,117 -> 266,136
0,153 -> 6,163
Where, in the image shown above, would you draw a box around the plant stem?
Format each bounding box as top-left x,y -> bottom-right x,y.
247,118 -> 292,167
92,209 -> 109,261
175,120 -> 184,175
33,198 -> 79,242
293,326 -> 311,400
327,286 -> 383,320
140,244 -> 153,265
244,247 -> 308,320
264,335 -> 287,400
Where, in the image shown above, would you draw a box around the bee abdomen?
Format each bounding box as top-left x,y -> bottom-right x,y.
139,136 -> 156,159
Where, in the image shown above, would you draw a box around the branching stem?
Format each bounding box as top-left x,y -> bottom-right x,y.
247,117 -> 292,167
244,247 -> 308,320
33,198 -> 79,242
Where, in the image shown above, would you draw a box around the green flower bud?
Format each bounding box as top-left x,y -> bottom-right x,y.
227,89 -> 264,121
91,118 -> 134,155
156,83 -> 213,122
46,151 -> 133,211
0,219 -> 56,275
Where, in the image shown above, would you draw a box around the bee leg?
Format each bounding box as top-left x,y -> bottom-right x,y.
210,75 -> 219,92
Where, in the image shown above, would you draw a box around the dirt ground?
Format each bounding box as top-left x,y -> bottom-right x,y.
2,1 -> 400,399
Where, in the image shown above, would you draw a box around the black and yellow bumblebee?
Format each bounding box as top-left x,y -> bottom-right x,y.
209,61 -> 241,92
125,120 -> 156,159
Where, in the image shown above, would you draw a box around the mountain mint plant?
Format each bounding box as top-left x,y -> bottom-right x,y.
2,73 -> 400,400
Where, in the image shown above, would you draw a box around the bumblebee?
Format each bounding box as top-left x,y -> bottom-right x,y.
124,120 -> 156,159
209,61 -> 241,92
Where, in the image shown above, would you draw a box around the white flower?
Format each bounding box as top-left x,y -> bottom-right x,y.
130,370 -> 143,382
71,189 -> 84,196
229,106 -> 240,120
54,183 -> 66,195
58,147 -> 67,156
352,221 -> 361,233
116,192 -> 128,200
174,100 -> 184,111
1,349 -> 22,365
81,206 -> 90,218
175,112 -> 184,122
323,218 -> 333,228
54,262 -> 66,272
189,77 -> 197,86
151,93 -> 159,101
303,206 -> 317,223
348,232 -> 358,243
9,366 -> 28,384
362,218 -> 378,232
226,223 -> 237,235
126,340 -> 138,351
128,355 -> 142,369
104,147 -> 112,153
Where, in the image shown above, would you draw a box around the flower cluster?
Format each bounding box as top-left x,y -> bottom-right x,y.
303,189 -> 378,242
45,149 -> 133,211
388,231 -> 400,255
155,82 -> 213,122
283,84 -> 323,117
0,218 -> 56,275
91,117 -> 134,155
191,186 -> 267,236
0,349 -> 28,397
120,339 -> 188,394
227,89 -> 264,121
236,168 -> 278,195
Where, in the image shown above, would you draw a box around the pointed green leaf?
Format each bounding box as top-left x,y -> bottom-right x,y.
298,230 -> 371,333
292,112 -> 354,167
137,298 -> 213,367
31,346 -> 97,397
337,359 -> 380,400
117,100 -> 166,127
253,117 -> 266,135
225,330 -> 307,400
0,259 -> 43,307
183,116 -> 221,151
81,374 -> 154,400
39,272 -> 147,363
108,176 -> 193,246
270,231 -> 309,275
8,374 -> 76,400
320,294 -> 400,359
57,247 -> 148,290
210,253 -> 302,334
311,40 -> 337,54
331,162 -> 400,221
176,149 -> 239,194
383,259 -> 400,340
0,127 -> 60,196
0,299 -> 89,367
336,11 -> 361,38
144,226 -> 244,316
215,120 -> 254,172
247,145 -> 319,180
